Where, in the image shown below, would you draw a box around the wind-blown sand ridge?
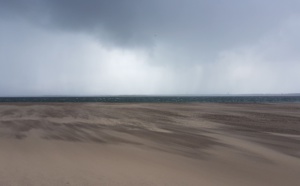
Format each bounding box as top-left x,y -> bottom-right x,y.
0,103 -> 299,186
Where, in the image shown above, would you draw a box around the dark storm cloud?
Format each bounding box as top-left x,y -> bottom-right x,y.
2,0 -> 299,51
0,0 -> 300,95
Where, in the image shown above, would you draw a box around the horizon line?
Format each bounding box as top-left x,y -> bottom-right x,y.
1,93 -> 300,98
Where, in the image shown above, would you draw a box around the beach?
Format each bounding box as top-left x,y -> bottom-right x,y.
0,103 -> 299,186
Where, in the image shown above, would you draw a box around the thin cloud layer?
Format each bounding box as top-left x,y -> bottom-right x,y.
0,0 -> 299,95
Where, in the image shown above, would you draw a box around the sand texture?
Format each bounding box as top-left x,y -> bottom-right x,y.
0,103 -> 299,186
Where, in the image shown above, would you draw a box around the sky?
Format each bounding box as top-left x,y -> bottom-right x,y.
0,0 -> 300,96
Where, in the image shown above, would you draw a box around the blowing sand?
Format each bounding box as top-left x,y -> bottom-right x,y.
0,103 -> 299,186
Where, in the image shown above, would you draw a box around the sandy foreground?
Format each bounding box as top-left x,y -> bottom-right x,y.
0,103 -> 299,186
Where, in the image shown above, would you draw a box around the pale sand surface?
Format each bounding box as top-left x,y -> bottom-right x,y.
0,103 -> 299,186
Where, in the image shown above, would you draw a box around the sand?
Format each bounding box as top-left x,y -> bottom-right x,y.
0,102 -> 299,186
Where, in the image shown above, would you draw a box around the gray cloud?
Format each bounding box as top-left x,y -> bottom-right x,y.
3,1 -> 299,49
0,0 -> 300,95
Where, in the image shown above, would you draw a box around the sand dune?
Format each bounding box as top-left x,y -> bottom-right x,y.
0,103 -> 299,185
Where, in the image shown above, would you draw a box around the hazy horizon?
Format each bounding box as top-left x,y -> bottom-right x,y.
1,93 -> 300,98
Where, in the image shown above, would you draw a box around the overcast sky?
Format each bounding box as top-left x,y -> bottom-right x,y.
0,0 -> 300,96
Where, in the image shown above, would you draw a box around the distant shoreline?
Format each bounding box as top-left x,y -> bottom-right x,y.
0,95 -> 300,103
1,93 -> 300,97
